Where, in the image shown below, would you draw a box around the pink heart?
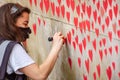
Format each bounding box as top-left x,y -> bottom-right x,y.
108,0 -> 112,6
72,28 -> 75,35
98,16 -> 101,25
83,74 -> 87,80
106,66 -> 112,80
112,23 -> 116,34
102,24 -> 105,33
72,41 -> 76,50
102,38 -> 106,46
104,48 -> 108,56
38,18 -> 41,26
100,7 -> 105,17
82,2 -> 86,13
96,1 -> 100,10
117,30 -> 120,39
75,35 -> 78,45
86,20 -> 90,32
29,0 -> 32,6
87,35 -> 90,42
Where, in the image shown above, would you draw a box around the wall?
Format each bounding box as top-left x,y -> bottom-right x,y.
1,0 -> 120,80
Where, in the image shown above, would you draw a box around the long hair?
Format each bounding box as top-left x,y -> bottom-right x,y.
0,3 -> 31,42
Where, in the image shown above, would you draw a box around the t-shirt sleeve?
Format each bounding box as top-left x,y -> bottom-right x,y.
8,43 -> 35,74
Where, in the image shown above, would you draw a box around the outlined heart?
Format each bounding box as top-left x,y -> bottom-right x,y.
68,57 -> 72,69
61,5 -> 65,18
51,2 -> 55,15
87,5 -> 91,18
113,4 -> 118,18
32,23 -> 37,35
106,66 -> 112,80
96,64 -> 101,78
85,59 -> 89,73
56,6 -> 60,17
88,49 -> 93,62
44,0 -> 50,13
66,12 -> 70,22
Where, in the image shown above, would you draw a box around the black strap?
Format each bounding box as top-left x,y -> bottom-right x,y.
0,41 -> 17,80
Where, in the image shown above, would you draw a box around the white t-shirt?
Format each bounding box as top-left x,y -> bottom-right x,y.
7,44 -> 35,74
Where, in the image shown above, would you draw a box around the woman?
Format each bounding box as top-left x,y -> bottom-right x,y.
0,3 -> 64,80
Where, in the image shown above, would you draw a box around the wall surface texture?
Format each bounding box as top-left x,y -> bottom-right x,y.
1,0 -> 120,80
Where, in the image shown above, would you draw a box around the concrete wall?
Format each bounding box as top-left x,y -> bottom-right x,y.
1,0 -> 120,80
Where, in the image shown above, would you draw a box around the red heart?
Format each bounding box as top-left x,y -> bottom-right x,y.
113,4 -> 118,18
40,0 -> 43,12
99,49 -> 103,61
104,48 -> 108,56
87,6 -> 91,18
108,31 -> 112,42
83,74 -> 87,80
100,7 -> 105,17
93,10 -> 97,22
108,0 -> 112,6
66,12 -> 70,22
118,72 -> 120,78
117,30 -> 120,39
72,28 -> 75,35
88,50 -> 93,62
68,57 -> 72,69
112,62 -> 115,70
112,23 -> 116,34
78,57 -> 81,67
38,18 -> 41,26
105,16 -> 110,26
67,31 -> 71,44
82,2 -> 86,13
99,40 -> 102,47
85,59 -> 89,73
93,72 -> 96,80
57,0 -> 61,5
34,0 -> 37,6
72,41 -> 76,50
96,1 -> 100,10
95,28 -> 99,37
96,64 -> 101,78
92,39 -> 96,51
61,5 -> 65,18
92,0 -> 96,4
82,38 -> 86,50
33,23 -> 36,35
51,2 -> 55,15
71,0 -> 75,11
109,46 -> 112,55
109,9 -> 113,20
102,38 -> 106,46
43,20 -> 46,26
98,16 -> 101,25
79,43 -> 83,55
56,6 -> 60,17
106,66 -> 112,80
29,0 -> 32,6
66,0 -> 70,8
76,5 -> 80,16
118,20 -> 120,26
115,45 -> 118,54
74,17 -> 78,28
92,21 -> 94,30
87,35 -> 90,42
103,0 -> 108,11
75,35 -> 78,45
44,0 -> 50,13
102,24 -> 105,33
79,22 -> 83,33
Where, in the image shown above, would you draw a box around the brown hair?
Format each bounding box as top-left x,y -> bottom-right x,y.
0,3 -> 31,42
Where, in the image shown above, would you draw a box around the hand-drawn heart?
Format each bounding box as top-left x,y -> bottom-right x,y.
68,57 -> 72,69
93,72 -> 96,80
96,64 -> 101,77
76,5 -> 80,16
95,28 -> 99,37
115,45 -> 118,54
105,16 -> 110,26
57,0 -> 61,5
117,30 -> 120,39
82,38 -> 86,50
87,6 -> 91,18
71,0 -> 75,11
56,6 -> 60,17
106,66 -> 112,80
78,57 -> 81,67
88,49 -> 93,62
66,12 -> 70,22
109,9 -> 113,20
67,31 -> 72,44
85,59 -> 89,73
40,0 -> 43,12
33,23 -> 36,35
109,46 -> 112,55
74,17 -> 78,27
66,0 -> 70,8
93,10 -> 97,22
61,5 -> 65,18
51,2 -> 55,15
99,49 -> 103,61
44,0 -> 50,13
103,0 -> 108,11
112,62 -> 115,70
113,4 -> 118,18
79,43 -> 83,55
92,39 -> 96,51
72,41 -> 76,50
34,0 -> 37,6
108,31 -> 112,42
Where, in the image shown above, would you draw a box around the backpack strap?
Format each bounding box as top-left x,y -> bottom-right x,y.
0,41 -> 18,80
